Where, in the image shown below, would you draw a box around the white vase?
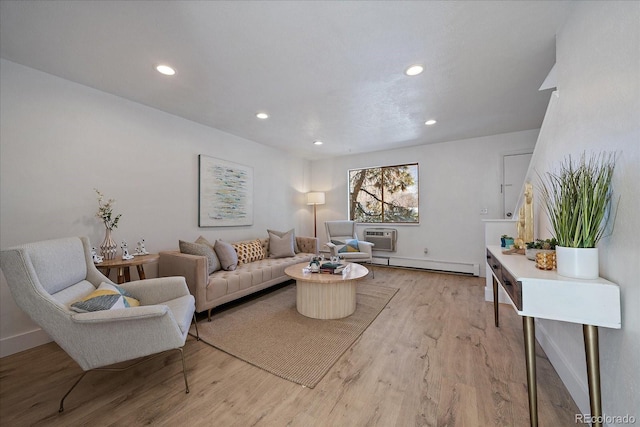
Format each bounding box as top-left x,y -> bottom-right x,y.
555,246 -> 599,279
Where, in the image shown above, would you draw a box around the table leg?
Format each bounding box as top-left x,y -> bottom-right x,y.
523,316 -> 538,427
136,265 -> 146,280
583,325 -> 602,427
116,267 -> 126,284
492,275 -> 499,327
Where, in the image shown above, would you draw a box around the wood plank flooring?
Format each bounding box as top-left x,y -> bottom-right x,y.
0,267 -> 584,426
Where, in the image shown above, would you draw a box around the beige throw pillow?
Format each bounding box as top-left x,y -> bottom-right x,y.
268,231 -> 295,258
267,228 -> 300,253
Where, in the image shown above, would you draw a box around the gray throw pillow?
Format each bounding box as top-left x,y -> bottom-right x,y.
267,228 -> 299,253
214,240 -> 238,271
268,231 -> 295,258
195,236 -> 222,272
179,240 -> 221,274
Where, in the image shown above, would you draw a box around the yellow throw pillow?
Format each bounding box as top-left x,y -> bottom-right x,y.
232,239 -> 265,264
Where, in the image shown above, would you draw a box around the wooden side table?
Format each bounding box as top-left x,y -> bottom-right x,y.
96,253 -> 160,284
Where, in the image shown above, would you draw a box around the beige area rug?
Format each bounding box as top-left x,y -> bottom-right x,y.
190,283 -> 398,388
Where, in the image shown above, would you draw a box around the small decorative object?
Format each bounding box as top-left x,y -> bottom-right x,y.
535,251 -> 556,270
309,256 -> 322,273
538,152 -> 617,279
501,235 -> 514,250
525,238 -> 557,261
121,241 -> 135,260
134,238 -> 149,256
95,189 -> 122,260
91,247 -> 104,264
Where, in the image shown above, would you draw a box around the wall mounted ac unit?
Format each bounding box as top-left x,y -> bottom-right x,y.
363,228 -> 397,252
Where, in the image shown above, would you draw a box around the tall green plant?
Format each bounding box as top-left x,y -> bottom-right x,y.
538,152 -> 616,248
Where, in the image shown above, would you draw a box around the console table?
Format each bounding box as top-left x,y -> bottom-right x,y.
486,246 -> 621,427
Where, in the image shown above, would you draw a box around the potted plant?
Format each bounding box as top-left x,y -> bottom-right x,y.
538,152 -> 617,279
525,238 -> 557,261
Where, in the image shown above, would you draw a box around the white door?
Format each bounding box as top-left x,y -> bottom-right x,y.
503,152 -> 532,219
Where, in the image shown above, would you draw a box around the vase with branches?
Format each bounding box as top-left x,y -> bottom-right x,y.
95,189 -> 122,259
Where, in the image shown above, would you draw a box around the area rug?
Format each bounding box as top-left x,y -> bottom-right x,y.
190,283 -> 398,388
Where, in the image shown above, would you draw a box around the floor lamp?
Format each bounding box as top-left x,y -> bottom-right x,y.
306,192 -> 325,238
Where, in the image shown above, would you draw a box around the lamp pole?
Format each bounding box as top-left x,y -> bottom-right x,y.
306,192 -> 325,239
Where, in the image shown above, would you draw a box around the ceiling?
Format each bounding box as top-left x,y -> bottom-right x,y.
0,1 -> 571,159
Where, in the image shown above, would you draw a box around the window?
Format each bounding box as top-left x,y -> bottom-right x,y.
348,163 -> 419,223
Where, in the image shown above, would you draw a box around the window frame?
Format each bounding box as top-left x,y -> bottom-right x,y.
347,162 -> 419,224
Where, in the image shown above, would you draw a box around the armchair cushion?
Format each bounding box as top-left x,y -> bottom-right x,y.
70,282 -> 140,313
338,239 -> 360,253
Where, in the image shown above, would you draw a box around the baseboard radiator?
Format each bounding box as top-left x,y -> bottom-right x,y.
374,256 -> 480,276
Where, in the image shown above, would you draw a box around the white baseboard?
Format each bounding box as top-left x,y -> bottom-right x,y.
389,257 -> 480,276
0,328 -> 51,358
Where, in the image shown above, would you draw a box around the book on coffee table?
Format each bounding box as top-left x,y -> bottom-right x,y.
320,262 -> 346,274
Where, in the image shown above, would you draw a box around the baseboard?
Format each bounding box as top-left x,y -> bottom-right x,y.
388,257 -> 480,276
535,320 -> 590,416
0,328 -> 51,358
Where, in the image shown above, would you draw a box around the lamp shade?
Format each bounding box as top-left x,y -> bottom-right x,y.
306,192 -> 325,205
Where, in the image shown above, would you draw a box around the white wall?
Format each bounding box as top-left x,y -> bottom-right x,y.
311,129 -> 538,275
525,2 -> 639,423
0,59 -> 312,356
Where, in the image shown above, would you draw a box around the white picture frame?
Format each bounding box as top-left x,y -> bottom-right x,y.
198,155 -> 253,227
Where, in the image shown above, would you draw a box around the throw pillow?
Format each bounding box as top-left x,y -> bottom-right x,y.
214,240 -> 238,271
338,239 -> 360,253
232,239 -> 265,264
70,282 -> 140,313
267,228 -> 300,253
179,239 -> 221,274
268,231 -> 295,258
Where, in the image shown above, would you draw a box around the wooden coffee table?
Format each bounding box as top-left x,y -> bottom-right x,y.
284,262 -> 369,319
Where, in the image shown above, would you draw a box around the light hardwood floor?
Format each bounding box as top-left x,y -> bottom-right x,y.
0,267 -> 584,426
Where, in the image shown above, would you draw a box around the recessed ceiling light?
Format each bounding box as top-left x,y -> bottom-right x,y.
405,65 -> 424,76
256,112 -> 269,119
156,64 -> 176,76
425,119 -> 437,126
313,140 -> 323,146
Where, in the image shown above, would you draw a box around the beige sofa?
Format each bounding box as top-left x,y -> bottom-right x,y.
159,236 -> 318,320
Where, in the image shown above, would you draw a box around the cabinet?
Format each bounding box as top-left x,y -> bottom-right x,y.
486,246 -> 621,427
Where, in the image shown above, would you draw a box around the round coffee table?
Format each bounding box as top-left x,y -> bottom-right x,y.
284,262 -> 369,319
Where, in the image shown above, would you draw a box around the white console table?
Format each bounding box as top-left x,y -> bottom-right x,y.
486,246 -> 621,427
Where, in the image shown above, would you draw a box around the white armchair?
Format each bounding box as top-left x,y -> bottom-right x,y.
0,236 -> 197,412
324,220 -> 374,277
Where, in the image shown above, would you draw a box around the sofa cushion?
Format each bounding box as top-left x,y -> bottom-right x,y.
214,240 -> 238,271
232,239 -> 265,264
179,239 -> 221,274
70,282 -> 140,313
268,231 -> 295,258
267,228 -> 300,253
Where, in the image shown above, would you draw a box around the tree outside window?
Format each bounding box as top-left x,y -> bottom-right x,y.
348,163 -> 419,223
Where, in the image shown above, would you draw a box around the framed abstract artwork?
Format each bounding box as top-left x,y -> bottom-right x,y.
198,155 -> 253,227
